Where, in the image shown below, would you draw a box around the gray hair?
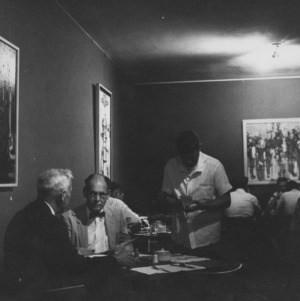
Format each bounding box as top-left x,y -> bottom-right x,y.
37,169 -> 73,198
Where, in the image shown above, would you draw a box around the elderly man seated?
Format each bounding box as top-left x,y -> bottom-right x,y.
62,174 -> 134,256
4,169 -> 135,293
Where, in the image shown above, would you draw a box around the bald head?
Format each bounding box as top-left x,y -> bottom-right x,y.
84,174 -> 108,189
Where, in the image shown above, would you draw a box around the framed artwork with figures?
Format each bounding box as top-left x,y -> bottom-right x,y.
95,84 -> 111,178
243,118 -> 300,185
0,36 -> 19,187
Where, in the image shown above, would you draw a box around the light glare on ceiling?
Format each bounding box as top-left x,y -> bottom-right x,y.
231,41 -> 300,72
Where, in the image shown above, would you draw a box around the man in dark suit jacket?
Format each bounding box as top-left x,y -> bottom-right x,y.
3,169 -> 135,292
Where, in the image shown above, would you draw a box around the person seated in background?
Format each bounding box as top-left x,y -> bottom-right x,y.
261,177 -> 288,260
62,174 -> 135,256
223,176 -> 260,260
225,176 -> 260,219
274,180 -> 300,257
4,169 -> 135,292
110,181 -> 125,200
285,197 -> 300,282
265,177 -> 288,216
275,180 -> 300,217
291,197 -> 300,232
109,180 -> 141,233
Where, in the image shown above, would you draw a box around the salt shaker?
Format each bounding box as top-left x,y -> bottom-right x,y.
152,253 -> 159,264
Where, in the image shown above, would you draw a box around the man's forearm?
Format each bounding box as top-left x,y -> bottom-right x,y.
159,191 -> 182,210
185,191 -> 231,212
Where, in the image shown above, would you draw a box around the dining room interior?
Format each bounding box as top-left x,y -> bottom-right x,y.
1,0 -> 300,300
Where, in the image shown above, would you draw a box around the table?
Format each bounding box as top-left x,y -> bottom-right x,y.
124,254 -> 243,301
131,253 -> 242,275
35,254 -> 242,301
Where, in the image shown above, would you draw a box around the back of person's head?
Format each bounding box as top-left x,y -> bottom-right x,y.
110,181 -> 125,200
277,177 -> 288,186
286,180 -> 299,191
176,131 -> 201,155
37,169 -> 73,199
104,176 -> 111,189
110,181 -> 123,192
231,176 -> 248,190
276,177 -> 288,192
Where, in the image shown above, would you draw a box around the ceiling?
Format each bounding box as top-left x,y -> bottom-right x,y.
56,0 -> 300,83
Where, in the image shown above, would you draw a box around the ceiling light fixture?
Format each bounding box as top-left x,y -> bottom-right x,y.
272,41 -> 283,58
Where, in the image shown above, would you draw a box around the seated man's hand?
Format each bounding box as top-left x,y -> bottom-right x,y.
115,240 -> 134,253
113,250 -> 136,268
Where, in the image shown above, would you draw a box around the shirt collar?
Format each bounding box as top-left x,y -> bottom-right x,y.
44,201 -> 55,215
235,188 -> 246,193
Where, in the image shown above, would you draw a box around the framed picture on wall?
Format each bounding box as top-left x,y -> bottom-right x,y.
243,118 -> 300,185
0,36 -> 19,187
95,84 -> 111,178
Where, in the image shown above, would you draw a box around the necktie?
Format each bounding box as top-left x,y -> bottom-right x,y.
89,211 -> 105,220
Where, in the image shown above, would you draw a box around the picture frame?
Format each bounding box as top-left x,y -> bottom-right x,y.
243,118 -> 300,185
0,36 -> 19,187
95,84 -> 111,178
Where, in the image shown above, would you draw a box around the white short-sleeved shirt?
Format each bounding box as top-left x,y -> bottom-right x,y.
162,152 -> 232,249
225,189 -> 260,217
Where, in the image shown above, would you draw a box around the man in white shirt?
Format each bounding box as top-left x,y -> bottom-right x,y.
161,131 -> 232,259
275,180 -> 300,216
62,174 -> 133,261
225,176 -> 260,218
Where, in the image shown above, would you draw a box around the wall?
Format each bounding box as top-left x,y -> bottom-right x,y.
0,0 -> 133,263
131,78 -> 300,210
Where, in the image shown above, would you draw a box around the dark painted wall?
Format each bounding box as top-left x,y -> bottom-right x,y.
0,0 -> 133,263
131,79 -> 300,211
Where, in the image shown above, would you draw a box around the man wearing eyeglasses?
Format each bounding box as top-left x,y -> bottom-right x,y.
62,174 -> 134,266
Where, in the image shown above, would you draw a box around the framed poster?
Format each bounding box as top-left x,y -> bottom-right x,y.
95,84 -> 111,178
0,37 -> 19,187
243,118 -> 300,185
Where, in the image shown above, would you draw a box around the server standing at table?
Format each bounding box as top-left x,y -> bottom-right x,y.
161,131 -> 232,259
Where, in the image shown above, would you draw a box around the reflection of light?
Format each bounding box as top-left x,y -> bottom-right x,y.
272,42 -> 282,58
230,41 -> 300,72
194,34 -> 269,55
156,33 -> 269,56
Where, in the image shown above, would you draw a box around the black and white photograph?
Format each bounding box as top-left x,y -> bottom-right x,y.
243,118 -> 300,185
0,36 -> 19,187
95,84 -> 111,178
2,1 -> 300,301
